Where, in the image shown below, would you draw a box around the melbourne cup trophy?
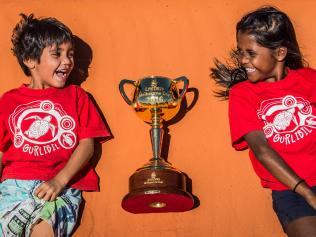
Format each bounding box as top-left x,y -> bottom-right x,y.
119,76 -> 194,213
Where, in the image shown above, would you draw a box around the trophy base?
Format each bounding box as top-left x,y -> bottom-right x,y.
121,189 -> 194,213
121,167 -> 194,213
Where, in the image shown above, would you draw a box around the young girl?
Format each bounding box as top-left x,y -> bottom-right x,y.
0,14 -> 110,236
211,6 -> 316,237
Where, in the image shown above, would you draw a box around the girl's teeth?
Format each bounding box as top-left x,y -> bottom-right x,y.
246,68 -> 256,73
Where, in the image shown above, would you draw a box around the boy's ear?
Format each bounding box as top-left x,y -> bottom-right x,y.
23,58 -> 36,70
275,47 -> 287,61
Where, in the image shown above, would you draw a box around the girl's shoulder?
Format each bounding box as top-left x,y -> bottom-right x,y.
229,80 -> 254,96
294,67 -> 316,80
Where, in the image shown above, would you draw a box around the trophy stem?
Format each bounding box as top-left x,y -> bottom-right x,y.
151,107 -> 162,158
150,127 -> 162,159
147,107 -> 170,168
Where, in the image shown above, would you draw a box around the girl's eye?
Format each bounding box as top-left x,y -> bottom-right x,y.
237,50 -> 257,59
235,49 -> 243,57
248,51 -> 257,57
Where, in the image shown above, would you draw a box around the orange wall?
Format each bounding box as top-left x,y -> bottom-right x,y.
1,1 -> 316,236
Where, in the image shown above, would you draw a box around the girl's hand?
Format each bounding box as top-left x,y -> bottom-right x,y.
305,193 -> 316,210
244,131 -> 316,205
34,178 -> 65,202
296,184 -> 316,210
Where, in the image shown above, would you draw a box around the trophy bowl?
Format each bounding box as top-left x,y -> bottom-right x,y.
119,76 -> 194,213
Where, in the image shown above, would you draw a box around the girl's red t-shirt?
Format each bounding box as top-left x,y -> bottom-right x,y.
229,68 -> 316,190
0,84 -> 110,191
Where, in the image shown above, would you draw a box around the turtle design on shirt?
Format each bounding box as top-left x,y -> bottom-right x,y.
24,115 -> 56,139
273,108 -> 297,131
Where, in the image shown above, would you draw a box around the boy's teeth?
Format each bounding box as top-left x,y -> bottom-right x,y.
56,71 -> 66,78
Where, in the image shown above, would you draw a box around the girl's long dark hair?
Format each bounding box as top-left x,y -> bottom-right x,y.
211,6 -> 306,99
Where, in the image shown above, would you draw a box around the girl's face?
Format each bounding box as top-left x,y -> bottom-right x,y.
25,42 -> 74,89
236,32 -> 286,83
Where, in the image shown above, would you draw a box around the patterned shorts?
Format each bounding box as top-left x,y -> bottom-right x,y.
0,179 -> 82,237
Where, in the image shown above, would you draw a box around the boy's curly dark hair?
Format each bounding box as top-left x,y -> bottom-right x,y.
11,13 -> 73,76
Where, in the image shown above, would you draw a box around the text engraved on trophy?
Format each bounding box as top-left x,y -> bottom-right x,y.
137,79 -> 172,104
144,172 -> 164,185
138,93 -> 168,104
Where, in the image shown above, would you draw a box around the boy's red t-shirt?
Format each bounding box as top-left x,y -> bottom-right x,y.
229,68 -> 316,190
0,84 -> 110,191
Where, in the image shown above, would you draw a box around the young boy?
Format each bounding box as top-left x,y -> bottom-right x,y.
0,13 -> 110,237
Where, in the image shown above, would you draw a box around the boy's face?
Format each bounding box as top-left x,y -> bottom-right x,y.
26,42 -> 74,89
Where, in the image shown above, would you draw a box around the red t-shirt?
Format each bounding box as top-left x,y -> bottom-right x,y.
229,68 -> 316,190
0,84 -> 110,191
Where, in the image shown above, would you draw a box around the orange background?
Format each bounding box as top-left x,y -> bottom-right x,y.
1,0 -> 316,236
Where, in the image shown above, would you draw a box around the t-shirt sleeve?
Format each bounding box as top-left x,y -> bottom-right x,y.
296,67 -> 316,82
228,87 -> 262,150
77,89 -> 110,143
0,123 -> 10,152
0,104 -> 11,152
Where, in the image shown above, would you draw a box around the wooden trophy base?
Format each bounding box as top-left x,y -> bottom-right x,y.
121,167 -> 194,213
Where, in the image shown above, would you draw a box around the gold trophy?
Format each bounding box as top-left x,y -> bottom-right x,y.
119,76 -> 194,213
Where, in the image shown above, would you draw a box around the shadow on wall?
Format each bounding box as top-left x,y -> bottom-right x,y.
67,35 -> 92,86
164,86 -> 200,209
67,34 -> 113,186
67,35 -> 113,235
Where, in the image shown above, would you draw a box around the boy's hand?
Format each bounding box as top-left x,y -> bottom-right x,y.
34,178 -> 66,202
33,138 -> 94,202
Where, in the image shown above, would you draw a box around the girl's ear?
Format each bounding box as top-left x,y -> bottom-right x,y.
275,47 -> 287,61
23,58 -> 36,70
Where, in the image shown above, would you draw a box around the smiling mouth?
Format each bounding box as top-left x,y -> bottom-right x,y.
245,68 -> 256,73
55,70 -> 69,79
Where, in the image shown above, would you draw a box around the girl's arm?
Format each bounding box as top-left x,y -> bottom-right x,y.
244,130 -> 316,209
35,138 -> 94,201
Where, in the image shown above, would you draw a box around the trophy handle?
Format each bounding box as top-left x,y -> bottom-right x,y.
119,79 -> 136,105
174,76 -> 189,99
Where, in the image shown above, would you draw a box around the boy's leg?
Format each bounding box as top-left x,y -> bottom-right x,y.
286,216 -> 316,237
30,220 -> 54,237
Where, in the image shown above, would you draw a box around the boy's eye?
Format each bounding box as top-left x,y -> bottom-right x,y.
52,51 -> 61,57
68,52 -> 74,58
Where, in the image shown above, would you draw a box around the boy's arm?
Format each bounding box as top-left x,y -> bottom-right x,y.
244,130 -> 316,209
0,151 -> 3,180
35,138 -> 94,201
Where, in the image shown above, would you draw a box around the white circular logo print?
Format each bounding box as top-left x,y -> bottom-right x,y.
9,100 -> 77,150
